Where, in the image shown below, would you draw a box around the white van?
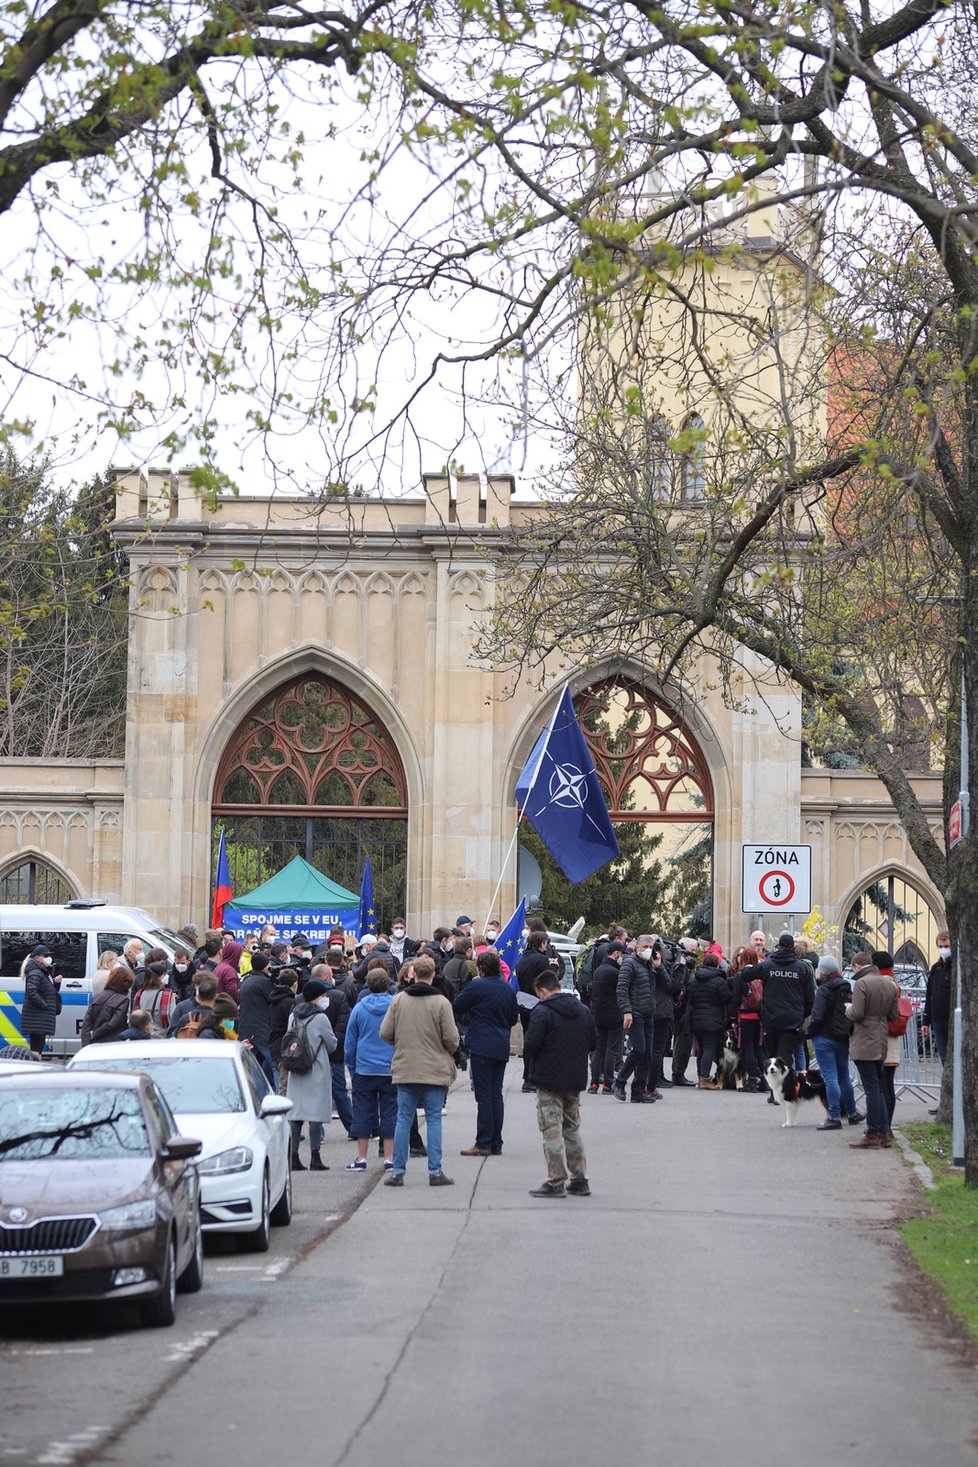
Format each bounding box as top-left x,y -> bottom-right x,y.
0,902 -> 186,1054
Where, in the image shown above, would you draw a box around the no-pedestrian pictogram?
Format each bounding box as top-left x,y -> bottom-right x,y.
758,870 -> 795,906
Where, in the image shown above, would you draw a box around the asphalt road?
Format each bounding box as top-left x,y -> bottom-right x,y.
1,1066 -> 976,1467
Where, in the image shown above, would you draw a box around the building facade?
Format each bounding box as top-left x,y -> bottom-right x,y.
0,467 -> 946,958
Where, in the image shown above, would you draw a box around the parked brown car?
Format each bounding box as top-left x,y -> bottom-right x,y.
0,1070 -> 202,1327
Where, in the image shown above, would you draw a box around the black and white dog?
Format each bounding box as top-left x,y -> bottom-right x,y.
715,1028 -> 748,1090
765,1057 -> 828,1127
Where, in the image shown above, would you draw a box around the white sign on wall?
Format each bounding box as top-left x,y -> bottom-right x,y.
741,844 -> 812,914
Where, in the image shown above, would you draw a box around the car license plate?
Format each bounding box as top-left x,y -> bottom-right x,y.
0,1256 -> 64,1278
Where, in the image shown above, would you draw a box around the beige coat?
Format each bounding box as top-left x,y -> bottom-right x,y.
847,967 -> 900,1063
379,985 -> 460,1087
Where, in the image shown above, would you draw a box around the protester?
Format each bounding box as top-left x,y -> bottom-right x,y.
806,955 -> 862,1129
213,940 -> 243,1004
872,950 -> 901,1141
167,974 -> 219,1036
237,950 -> 276,1085
686,952 -> 730,1089
118,1010 -> 154,1042
313,961 -> 353,1137
523,969 -> 597,1197
344,969 -> 397,1170
269,968 -> 300,1094
285,979 -> 337,1171
133,962 -> 177,1036
80,968 -> 133,1045
613,936 -> 659,1103
442,937 -> 477,996
379,954 -> 459,1186
453,949 -> 519,1157
587,941 -> 626,1093
21,944 -> 62,1054
196,992 -> 240,1040
922,932 -> 953,1064
846,952 -> 899,1150
727,946 -> 763,1091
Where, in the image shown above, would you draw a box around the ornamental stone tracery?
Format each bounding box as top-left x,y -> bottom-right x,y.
574,679 -> 715,822
213,674 -> 408,817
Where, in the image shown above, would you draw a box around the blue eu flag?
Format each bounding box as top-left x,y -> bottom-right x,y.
358,856 -> 377,940
494,899 -> 527,990
515,685 -> 619,884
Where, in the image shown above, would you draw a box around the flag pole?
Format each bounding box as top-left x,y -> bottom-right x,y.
483,817 -> 521,936
482,682 -> 569,933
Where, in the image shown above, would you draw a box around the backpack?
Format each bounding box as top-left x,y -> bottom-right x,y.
176,1007 -> 205,1039
829,982 -> 854,1043
888,992 -> 913,1037
741,977 -> 764,1014
575,944 -> 597,1000
279,1014 -> 319,1074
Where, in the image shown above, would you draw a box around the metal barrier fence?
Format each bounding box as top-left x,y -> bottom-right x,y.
893,1013 -> 944,1100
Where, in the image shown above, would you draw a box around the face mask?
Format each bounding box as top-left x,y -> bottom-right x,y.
316,997 -> 330,1010
639,948 -> 652,960
174,963 -> 188,974
329,943 -> 342,953
220,1019 -> 235,1033
522,929 -> 529,941
42,955 -> 53,966
938,946 -> 951,959
486,930 -> 498,941
392,927 -> 405,938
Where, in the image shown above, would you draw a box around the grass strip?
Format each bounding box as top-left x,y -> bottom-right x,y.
899,1122 -> 978,1347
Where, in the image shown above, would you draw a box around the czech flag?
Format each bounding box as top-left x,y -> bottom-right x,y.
211,828 -> 233,927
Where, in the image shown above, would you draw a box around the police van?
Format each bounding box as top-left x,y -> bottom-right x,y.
0,901 -> 186,1053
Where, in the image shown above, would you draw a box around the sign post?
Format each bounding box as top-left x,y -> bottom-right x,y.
741,845 -> 812,915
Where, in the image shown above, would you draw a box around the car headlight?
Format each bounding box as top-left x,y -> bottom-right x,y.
100,1199 -> 158,1231
197,1146 -> 254,1176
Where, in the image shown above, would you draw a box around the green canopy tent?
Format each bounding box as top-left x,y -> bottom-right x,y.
223,856 -> 359,943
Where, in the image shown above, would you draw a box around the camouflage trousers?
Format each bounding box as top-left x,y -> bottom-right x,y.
535,1089 -> 587,1183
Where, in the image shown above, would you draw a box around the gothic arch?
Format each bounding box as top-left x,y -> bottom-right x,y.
503,666 -> 728,822
834,862 -> 945,942
0,847 -> 82,903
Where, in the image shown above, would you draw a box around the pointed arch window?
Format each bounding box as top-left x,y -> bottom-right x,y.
214,675 -> 407,816
0,858 -> 76,904
574,679 -> 714,821
680,412 -> 707,501
649,414 -> 672,502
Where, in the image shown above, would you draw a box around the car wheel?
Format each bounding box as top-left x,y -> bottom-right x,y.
238,1170 -> 270,1253
270,1150 -> 293,1227
140,1236 -> 177,1328
177,1214 -> 204,1294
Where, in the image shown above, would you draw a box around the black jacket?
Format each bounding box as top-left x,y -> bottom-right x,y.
923,956 -> 952,1024
590,959 -> 624,1028
616,953 -> 655,1020
807,975 -> 853,1042
268,985 -> 297,1060
453,976 -> 520,1061
686,967 -> 730,1033
523,992 -> 597,1092
651,958 -> 680,1020
21,959 -> 60,1039
237,970 -> 274,1047
80,987 -> 129,1045
353,949 -> 398,986
758,947 -> 816,1029
515,947 -> 558,996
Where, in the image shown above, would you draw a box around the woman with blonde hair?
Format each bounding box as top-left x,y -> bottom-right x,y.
91,950 -> 118,995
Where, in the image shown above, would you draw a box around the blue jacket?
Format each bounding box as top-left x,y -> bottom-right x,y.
344,991 -> 395,1075
453,976 -> 519,1061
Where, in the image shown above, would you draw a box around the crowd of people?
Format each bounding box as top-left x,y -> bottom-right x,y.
33,910 -> 954,1195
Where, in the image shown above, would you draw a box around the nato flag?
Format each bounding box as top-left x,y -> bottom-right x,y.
515,685 -> 619,884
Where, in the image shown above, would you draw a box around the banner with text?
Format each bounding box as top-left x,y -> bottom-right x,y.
224,908 -> 360,943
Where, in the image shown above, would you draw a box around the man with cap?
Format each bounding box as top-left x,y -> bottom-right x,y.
454,916 -> 474,938
756,932 -> 816,1068
21,945 -> 62,1053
